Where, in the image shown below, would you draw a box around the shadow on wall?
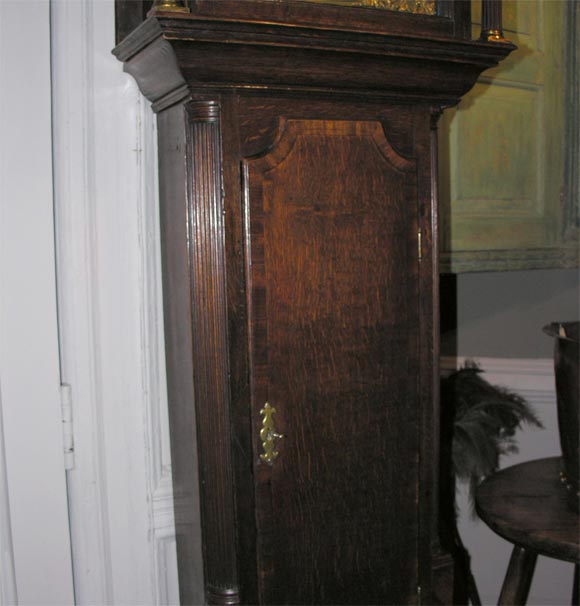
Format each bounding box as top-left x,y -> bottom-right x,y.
440,268 -> 580,359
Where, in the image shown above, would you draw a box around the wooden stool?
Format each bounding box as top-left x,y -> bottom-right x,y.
475,457 -> 579,605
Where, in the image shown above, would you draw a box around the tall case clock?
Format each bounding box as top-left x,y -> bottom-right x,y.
114,2 -> 513,603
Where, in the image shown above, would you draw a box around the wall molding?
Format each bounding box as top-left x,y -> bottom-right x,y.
133,56 -> 179,606
441,355 -> 555,405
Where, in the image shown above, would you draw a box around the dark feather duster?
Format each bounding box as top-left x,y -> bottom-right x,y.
439,361 -> 543,604
443,360 -> 543,502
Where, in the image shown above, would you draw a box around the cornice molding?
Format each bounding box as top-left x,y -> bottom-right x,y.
113,11 -> 514,112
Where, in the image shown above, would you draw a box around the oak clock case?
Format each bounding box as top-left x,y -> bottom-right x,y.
113,2 -> 513,604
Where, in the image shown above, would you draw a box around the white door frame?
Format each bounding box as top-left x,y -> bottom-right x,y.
51,1 -> 181,603
0,1 -> 74,603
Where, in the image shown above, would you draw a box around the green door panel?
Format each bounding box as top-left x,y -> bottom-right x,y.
439,0 -> 578,273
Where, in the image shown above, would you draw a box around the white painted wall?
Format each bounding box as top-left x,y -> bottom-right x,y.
452,269 -> 579,359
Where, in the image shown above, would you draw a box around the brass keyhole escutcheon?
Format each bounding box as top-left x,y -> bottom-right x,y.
259,402 -> 284,465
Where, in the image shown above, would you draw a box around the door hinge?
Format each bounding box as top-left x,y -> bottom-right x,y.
417,229 -> 423,262
60,383 -> 75,471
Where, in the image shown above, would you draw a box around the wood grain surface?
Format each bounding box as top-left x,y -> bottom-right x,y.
476,457 -> 580,564
244,118 -> 419,604
112,4 -> 515,603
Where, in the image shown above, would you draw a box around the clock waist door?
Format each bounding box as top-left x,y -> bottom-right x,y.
243,118 -> 422,605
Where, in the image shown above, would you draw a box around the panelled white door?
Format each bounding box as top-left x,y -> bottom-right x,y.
0,1 -> 75,603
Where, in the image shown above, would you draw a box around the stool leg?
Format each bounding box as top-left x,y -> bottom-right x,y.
572,564 -> 578,606
498,546 -> 537,606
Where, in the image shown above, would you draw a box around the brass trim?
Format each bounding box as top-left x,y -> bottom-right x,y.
259,403 -> 284,465
149,0 -> 190,15
301,0 -> 436,15
480,29 -> 510,43
560,470 -> 580,497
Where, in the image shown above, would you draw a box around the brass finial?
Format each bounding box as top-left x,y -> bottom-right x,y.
480,0 -> 510,43
148,0 -> 189,15
480,29 -> 510,44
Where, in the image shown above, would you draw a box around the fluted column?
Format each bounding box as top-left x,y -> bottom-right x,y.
185,100 -> 240,606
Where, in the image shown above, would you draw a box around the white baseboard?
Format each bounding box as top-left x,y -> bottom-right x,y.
441,355 -> 555,405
